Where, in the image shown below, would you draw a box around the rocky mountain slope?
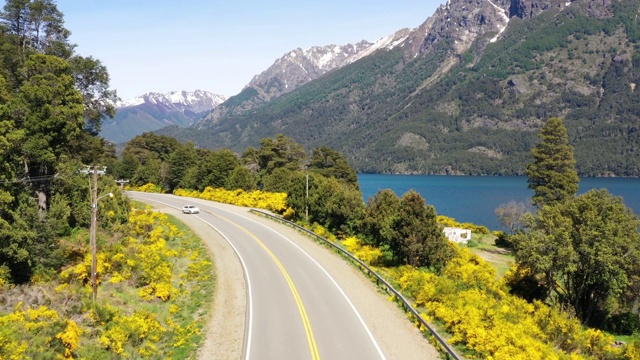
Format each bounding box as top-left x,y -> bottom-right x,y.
101,90 -> 226,143
193,38 -> 413,128
160,0 -> 640,176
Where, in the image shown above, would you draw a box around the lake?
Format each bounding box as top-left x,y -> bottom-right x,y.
357,174 -> 640,231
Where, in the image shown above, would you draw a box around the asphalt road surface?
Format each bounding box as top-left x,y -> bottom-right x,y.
129,192 -> 441,360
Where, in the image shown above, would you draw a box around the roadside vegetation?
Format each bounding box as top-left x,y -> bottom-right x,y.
1,0 -> 638,357
0,204 -> 214,359
125,126 -> 639,358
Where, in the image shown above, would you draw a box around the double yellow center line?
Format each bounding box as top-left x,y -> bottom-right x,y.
220,214 -> 320,360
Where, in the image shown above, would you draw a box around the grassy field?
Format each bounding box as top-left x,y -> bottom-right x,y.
464,233 -> 514,278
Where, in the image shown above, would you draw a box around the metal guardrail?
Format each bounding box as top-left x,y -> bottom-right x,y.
250,209 -> 461,360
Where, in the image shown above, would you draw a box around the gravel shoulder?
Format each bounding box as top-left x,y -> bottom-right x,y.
143,200 -> 441,359
140,202 -> 245,359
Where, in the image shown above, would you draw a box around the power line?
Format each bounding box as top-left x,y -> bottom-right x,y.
0,175 -> 57,185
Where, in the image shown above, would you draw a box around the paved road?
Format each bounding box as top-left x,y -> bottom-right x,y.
129,192 -> 441,360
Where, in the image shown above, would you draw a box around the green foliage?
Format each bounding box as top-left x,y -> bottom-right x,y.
252,134 -> 306,176
68,55 -> 117,134
225,166 -> 257,191
0,0 -> 121,284
262,167 -> 299,193
526,118 -> 579,207
197,148 -> 240,190
494,232 -> 515,249
286,172 -> 364,233
361,189 -> 402,249
167,142 -> 197,191
308,146 -> 358,187
360,189 -> 455,271
17,54 -> 84,172
513,189 -> 640,328
397,191 -> 455,270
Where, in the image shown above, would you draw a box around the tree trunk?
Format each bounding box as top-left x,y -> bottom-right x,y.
36,189 -> 46,218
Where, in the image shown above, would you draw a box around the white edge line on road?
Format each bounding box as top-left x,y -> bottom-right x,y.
128,194 -> 254,360
215,204 -> 388,360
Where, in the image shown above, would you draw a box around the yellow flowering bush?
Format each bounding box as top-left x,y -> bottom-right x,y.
311,223 -> 337,241
0,303 -> 76,359
340,235 -> 383,266
387,247 -> 625,359
56,320 -> 82,358
126,182 -> 164,193
437,215 -> 490,234
305,224 -> 632,360
0,204 -> 214,359
99,310 -> 166,357
174,186 -> 287,213
341,236 -> 361,253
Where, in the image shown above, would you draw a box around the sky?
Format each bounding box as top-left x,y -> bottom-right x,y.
53,1 -> 445,100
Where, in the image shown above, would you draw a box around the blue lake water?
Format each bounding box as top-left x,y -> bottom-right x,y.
357,174 -> 640,231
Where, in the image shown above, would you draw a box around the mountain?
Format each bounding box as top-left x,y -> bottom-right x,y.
160,0 -> 640,176
101,90 -> 227,143
193,39 -> 403,128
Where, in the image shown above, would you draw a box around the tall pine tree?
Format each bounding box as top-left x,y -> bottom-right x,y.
526,117 -> 579,207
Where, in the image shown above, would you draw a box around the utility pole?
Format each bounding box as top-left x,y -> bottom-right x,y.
90,166 -> 98,301
305,173 -> 309,223
116,179 -> 129,191
80,165 -> 109,302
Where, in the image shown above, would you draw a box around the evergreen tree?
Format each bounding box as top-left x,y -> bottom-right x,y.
284,171 -> 364,232
360,189 -> 454,270
198,148 -> 239,189
262,167 -> 298,193
397,190 -> 454,271
256,134 -> 306,176
361,189 -> 401,260
513,189 -> 640,328
0,0 -> 123,285
167,142 -> 197,191
308,146 -> 358,187
225,166 -> 257,191
526,117 -> 579,207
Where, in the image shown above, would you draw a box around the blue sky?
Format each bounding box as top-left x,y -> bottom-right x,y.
55,1 -> 444,99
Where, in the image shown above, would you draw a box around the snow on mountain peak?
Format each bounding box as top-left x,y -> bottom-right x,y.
117,90 -> 227,110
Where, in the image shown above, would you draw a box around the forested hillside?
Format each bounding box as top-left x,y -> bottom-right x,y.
0,0 -> 124,283
0,3 -> 217,358
162,0 -> 640,176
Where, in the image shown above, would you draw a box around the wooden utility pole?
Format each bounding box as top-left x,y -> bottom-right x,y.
80,165 -> 109,302
90,166 -> 98,302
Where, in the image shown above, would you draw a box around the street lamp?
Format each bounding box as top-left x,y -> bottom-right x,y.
90,192 -> 113,301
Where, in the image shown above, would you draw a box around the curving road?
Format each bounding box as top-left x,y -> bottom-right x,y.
129,192 -> 440,360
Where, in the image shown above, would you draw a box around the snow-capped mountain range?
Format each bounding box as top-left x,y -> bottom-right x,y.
113,0 -> 522,140
100,90 -> 226,144
117,90 -> 227,113
194,32 -> 412,128
246,40 -> 374,94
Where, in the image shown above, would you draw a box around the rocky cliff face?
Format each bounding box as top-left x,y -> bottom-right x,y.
247,41 -> 373,97
197,0 -> 554,132
194,40 -> 395,128
405,0 -> 512,57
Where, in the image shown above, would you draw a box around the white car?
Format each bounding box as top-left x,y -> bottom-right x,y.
182,205 -> 200,214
